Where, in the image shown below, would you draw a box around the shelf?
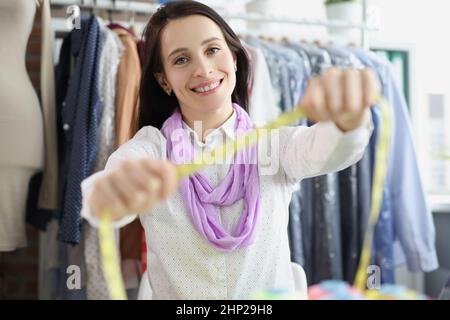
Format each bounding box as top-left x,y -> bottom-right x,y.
51,0 -> 159,14
428,194 -> 450,213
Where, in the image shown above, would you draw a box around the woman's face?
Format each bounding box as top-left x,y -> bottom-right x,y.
157,15 -> 237,116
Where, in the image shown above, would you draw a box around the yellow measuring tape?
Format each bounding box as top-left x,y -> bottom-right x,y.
99,98 -> 391,299
98,212 -> 127,300
176,106 -> 306,179
353,98 -> 392,291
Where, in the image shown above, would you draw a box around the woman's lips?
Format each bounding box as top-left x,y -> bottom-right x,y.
191,78 -> 223,96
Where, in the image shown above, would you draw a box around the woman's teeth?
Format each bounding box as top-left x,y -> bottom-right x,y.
193,80 -> 221,93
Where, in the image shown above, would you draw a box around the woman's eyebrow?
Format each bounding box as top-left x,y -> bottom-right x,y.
167,37 -> 222,59
200,36 -> 221,45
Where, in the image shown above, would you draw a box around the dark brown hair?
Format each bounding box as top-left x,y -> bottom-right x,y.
138,0 -> 250,130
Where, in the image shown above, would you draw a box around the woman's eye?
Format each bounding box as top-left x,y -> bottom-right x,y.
207,47 -> 220,55
174,57 -> 188,65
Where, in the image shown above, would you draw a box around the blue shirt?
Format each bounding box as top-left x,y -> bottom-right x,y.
57,15 -> 103,244
346,46 -> 438,273
327,45 -> 372,283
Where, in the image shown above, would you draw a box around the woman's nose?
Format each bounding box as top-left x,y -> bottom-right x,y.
193,57 -> 214,77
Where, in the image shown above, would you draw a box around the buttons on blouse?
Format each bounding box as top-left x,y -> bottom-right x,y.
61,101 -> 69,132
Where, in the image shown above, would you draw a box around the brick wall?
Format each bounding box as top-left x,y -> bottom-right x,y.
0,7 -> 41,300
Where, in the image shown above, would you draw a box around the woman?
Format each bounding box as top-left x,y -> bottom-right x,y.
82,1 -> 379,299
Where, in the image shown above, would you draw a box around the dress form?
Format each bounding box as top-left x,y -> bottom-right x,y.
0,0 -> 45,251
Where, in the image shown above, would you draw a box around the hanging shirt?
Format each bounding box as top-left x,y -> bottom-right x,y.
110,25 -> 145,294
84,21 -> 124,300
285,42 -> 313,104
258,41 -> 305,112
326,45 -> 365,69
243,43 -> 280,126
347,46 -> 438,273
246,37 -> 284,110
58,14 -> 103,244
292,42 -> 332,76
286,44 -> 341,284
81,109 -> 373,299
327,45 -> 371,283
94,23 -> 124,172
112,27 -> 141,147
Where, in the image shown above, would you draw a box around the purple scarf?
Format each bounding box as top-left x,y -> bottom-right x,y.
161,103 -> 260,252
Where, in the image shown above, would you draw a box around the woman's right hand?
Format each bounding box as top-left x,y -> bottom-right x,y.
88,158 -> 179,221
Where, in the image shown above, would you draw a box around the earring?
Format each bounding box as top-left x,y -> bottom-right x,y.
234,64 -> 237,72
165,88 -> 172,96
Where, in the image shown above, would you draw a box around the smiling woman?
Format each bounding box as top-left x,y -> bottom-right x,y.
154,15 -> 239,139
138,2 -> 250,134
81,0 -> 379,299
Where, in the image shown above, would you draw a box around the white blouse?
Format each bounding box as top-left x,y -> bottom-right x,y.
81,109 -> 373,300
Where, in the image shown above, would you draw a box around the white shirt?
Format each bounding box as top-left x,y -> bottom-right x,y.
84,21 -> 124,300
81,109 -> 373,300
245,44 -> 281,126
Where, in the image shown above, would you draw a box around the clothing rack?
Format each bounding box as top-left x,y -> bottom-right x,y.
52,0 -> 159,13
50,0 -> 377,48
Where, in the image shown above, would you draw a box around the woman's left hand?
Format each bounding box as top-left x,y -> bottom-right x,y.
300,67 -> 381,132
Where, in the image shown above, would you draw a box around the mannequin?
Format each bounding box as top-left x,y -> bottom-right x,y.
0,0 -> 57,251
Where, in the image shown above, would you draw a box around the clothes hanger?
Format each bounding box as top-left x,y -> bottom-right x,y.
128,2 -> 138,37
108,0 -> 115,24
313,39 -> 324,48
87,0 -> 98,16
280,36 -> 290,44
258,35 -> 276,43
